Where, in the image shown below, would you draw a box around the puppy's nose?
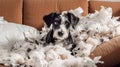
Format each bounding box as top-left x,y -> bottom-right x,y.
58,31 -> 63,36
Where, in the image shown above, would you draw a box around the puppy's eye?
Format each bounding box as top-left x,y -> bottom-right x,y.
65,21 -> 70,29
65,21 -> 69,26
54,22 -> 58,25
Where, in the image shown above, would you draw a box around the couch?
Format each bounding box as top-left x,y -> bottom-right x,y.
0,0 -> 120,67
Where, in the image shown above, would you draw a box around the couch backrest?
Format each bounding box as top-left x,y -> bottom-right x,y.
23,0 -> 88,30
0,0 -> 119,30
0,0 -> 23,24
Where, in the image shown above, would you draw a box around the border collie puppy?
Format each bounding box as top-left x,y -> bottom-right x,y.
43,12 -> 79,51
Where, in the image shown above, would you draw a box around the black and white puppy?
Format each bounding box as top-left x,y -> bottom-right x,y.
43,12 -> 79,50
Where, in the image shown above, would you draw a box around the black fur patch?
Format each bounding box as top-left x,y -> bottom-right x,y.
45,30 -> 55,44
43,12 -> 60,28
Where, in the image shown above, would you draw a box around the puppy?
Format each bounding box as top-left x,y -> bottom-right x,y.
43,12 -> 79,50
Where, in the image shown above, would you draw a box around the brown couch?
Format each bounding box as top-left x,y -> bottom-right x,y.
0,0 -> 120,67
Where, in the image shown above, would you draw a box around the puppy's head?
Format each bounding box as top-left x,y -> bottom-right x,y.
43,12 -> 79,43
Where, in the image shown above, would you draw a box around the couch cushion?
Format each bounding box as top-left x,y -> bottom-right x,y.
23,0 -> 59,30
59,0 -> 88,16
0,0 -> 23,24
23,0 -> 88,30
89,1 -> 120,18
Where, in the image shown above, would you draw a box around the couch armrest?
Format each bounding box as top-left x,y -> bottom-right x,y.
90,36 -> 120,67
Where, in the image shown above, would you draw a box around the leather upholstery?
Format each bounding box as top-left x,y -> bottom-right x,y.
0,0 -> 23,24
90,36 -> 120,67
23,0 -> 59,30
58,0 -> 88,16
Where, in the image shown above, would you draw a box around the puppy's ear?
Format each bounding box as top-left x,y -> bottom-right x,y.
45,30 -> 55,44
66,12 -> 79,28
43,12 -> 59,28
